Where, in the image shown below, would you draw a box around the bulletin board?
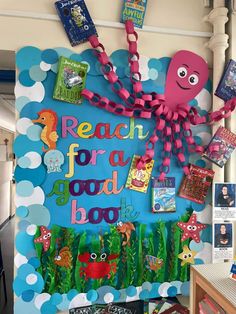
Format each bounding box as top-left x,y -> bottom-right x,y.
13,46 -> 212,313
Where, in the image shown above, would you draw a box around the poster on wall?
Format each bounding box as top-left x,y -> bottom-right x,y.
13,46 -> 212,313
213,183 -> 236,220
213,222 -> 234,262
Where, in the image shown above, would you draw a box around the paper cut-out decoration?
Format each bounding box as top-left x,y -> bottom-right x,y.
53,56 -> 88,104
145,255 -> 163,272
177,214 -> 207,243
117,221 -> 135,246
82,20 -> 236,181
78,252 -> 119,280
119,198 -> 140,222
126,155 -> 154,193
44,150 -> 64,173
54,247 -> 72,268
178,245 -> 196,266
32,110 -> 59,152
34,226 -> 51,252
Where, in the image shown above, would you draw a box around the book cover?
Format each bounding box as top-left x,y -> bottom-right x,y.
121,0 -> 148,28
204,294 -> 225,314
215,59 -> 236,101
55,0 -> 97,46
53,56 -> 88,104
160,303 -> 189,314
179,164 -> 214,204
203,126 -> 236,168
126,155 -> 154,193
152,177 -> 176,213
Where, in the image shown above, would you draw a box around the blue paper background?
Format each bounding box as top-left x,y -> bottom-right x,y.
14,46 -> 212,312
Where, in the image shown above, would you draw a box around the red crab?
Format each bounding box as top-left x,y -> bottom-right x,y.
78,252 -> 119,280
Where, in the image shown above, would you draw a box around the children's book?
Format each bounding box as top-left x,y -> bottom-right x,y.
203,126 -> 236,168
55,0 -> 97,46
215,59 -> 236,101
179,164 -> 214,204
126,155 -> 154,193
160,303 -> 189,314
230,263 -> 236,281
121,0 -> 148,28
152,177 -> 176,213
53,56 -> 88,104
203,294 -> 226,314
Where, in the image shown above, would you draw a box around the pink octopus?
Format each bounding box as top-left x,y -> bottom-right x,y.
82,20 -> 236,181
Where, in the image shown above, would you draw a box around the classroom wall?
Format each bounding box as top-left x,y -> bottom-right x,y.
0,0 -> 213,65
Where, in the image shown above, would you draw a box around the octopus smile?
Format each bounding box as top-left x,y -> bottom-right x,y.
176,81 -> 191,90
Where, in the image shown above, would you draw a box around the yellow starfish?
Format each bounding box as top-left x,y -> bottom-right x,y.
178,245 -> 196,266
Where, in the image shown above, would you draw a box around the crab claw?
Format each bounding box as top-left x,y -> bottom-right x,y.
107,254 -> 119,261
78,252 -> 90,263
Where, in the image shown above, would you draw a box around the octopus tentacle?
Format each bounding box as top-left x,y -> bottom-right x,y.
181,120 -> 204,154
171,119 -> 190,176
159,122 -> 172,181
125,20 -> 144,97
189,98 -> 236,125
82,89 -> 153,119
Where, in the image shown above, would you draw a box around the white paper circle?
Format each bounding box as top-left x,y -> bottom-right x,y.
35,293 -> 51,310
195,89 -> 211,112
15,81 -> 45,103
26,224 -> 37,236
195,242 -> 212,264
14,253 -> 28,268
26,273 -> 37,285
40,61 -> 51,71
158,282 -> 172,297
139,55 -> 150,81
25,152 -> 42,169
195,205 -> 212,224
104,293 -> 114,304
15,186 -> 45,207
16,118 -> 33,135
69,293 -> 91,309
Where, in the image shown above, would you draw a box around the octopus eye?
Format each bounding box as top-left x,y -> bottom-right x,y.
55,256 -> 61,261
188,74 -> 199,85
117,221 -> 123,227
41,117 -> 45,120
100,253 -> 107,260
187,225 -> 192,231
90,253 -> 97,260
177,67 -> 187,78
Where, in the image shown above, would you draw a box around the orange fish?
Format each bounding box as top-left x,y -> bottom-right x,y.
54,247 -> 72,268
146,255 -> 163,272
117,222 -> 135,246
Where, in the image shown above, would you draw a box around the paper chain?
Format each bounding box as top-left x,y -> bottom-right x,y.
82,20 -> 236,180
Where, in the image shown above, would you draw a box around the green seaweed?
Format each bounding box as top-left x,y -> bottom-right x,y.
168,221 -> 181,281
33,212 -> 196,294
137,224 -> 146,286
75,231 -> 87,292
155,221 -> 167,283
108,226 -> 121,288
